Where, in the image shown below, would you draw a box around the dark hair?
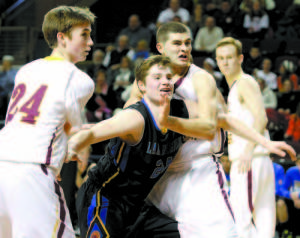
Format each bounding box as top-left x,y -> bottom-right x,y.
135,55 -> 172,84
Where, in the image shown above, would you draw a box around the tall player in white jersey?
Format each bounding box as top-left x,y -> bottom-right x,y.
126,22 -> 296,238
0,6 -> 95,238
215,37 -> 291,238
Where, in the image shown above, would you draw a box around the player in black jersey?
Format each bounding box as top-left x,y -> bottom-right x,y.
67,55 -> 188,238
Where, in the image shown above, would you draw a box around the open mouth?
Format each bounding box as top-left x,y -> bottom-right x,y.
160,88 -> 172,95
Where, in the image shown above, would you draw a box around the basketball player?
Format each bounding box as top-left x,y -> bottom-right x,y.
215,37 -> 278,238
0,6 -> 95,238
68,55 -> 189,238
125,22 -> 296,238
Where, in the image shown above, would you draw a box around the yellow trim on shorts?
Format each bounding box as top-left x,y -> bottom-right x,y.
51,203 -> 60,238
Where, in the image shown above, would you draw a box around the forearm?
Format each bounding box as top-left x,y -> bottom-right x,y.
68,130 -> 95,153
218,114 -> 268,149
166,116 -> 216,140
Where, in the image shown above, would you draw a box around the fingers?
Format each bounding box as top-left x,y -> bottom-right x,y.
238,160 -> 251,174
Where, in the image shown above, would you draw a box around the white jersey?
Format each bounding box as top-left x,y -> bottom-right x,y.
168,64 -> 225,171
0,57 -> 94,174
227,79 -> 269,161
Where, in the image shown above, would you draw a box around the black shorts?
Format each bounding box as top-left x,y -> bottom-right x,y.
125,201 -> 180,238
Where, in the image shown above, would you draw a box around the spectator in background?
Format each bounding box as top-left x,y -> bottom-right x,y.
203,57 -> 224,88
86,49 -> 107,80
242,0 -> 270,40
107,56 -> 135,109
189,3 -> 206,37
194,15 -> 224,55
280,155 -> 300,236
257,77 -> 277,109
0,55 -> 18,119
103,35 -> 131,69
284,102 -> 300,142
273,161 -> 289,237
277,60 -> 299,92
156,0 -> 190,27
213,0 -> 237,36
243,45 -> 263,75
277,79 -> 299,115
128,39 -> 151,68
255,58 -> 277,90
85,69 -> 116,123
117,14 -> 152,49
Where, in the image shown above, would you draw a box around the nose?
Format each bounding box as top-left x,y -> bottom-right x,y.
88,36 -> 94,46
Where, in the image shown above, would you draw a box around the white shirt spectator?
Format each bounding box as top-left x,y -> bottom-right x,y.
256,69 -> 277,90
157,8 -> 190,24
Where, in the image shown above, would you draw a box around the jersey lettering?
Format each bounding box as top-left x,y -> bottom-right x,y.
6,83 -> 48,125
150,156 -> 173,179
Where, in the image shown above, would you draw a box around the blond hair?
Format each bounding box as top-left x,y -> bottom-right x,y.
216,37 -> 243,56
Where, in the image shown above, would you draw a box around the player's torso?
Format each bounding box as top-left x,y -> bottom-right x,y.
169,64 -> 225,171
227,80 -> 269,161
103,99 -> 187,206
0,58 -> 87,173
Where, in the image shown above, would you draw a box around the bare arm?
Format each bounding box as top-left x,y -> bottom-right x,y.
217,113 -> 296,160
160,71 -> 218,140
238,75 -> 268,153
67,109 -> 144,156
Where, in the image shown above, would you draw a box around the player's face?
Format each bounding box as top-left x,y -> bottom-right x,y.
141,65 -> 174,103
216,45 -> 243,77
65,24 -> 93,63
157,32 -> 192,66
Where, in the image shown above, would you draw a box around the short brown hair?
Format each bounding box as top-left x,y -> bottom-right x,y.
42,5 -> 96,49
216,37 -> 243,56
135,55 -> 172,84
156,22 -> 191,44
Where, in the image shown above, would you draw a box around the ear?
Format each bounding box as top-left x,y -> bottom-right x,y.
57,32 -> 66,47
137,80 -> 146,94
239,54 -> 244,64
156,42 -> 163,54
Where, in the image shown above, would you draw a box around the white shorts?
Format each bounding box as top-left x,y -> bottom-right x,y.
0,161 -> 75,238
148,155 -> 238,238
230,156 -> 276,238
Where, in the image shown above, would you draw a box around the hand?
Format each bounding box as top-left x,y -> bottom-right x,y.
291,191 -> 299,200
238,157 -> 252,173
158,94 -> 170,129
293,198 -> 300,209
267,141 -> 297,161
65,142 -> 82,163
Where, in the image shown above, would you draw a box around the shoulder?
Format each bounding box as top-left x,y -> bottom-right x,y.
191,67 -> 215,84
69,68 -> 95,93
238,73 -> 258,88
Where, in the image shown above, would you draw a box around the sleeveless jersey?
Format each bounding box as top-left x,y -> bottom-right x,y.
227,79 -> 269,161
100,98 -> 188,207
168,64 -> 225,171
0,57 -> 94,174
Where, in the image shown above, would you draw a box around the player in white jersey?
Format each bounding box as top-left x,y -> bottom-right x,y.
215,37 -> 294,238
0,6 -> 95,238
125,22 -> 296,238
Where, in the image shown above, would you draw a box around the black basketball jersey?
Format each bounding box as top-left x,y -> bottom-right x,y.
100,98 -> 188,207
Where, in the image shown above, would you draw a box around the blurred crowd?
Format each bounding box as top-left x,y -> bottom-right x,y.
1,0 -> 300,236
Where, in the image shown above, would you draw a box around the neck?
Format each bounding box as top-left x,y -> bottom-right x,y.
51,49 -> 72,63
172,64 -> 190,78
225,69 -> 243,88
